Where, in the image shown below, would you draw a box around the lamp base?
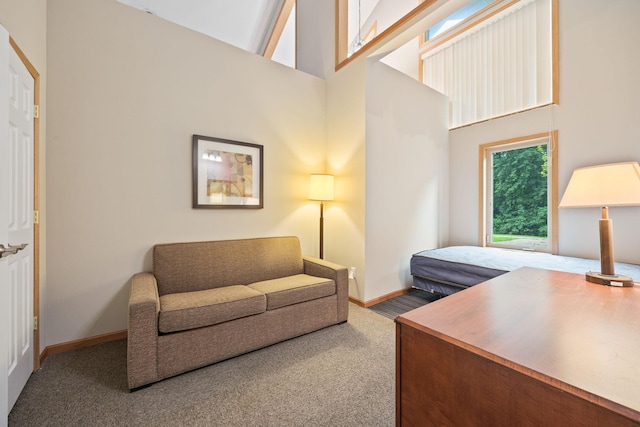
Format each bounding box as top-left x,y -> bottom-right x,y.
585,271 -> 635,287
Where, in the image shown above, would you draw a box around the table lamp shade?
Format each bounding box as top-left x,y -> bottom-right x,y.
559,161 -> 640,287
309,174 -> 334,201
559,162 -> 640,208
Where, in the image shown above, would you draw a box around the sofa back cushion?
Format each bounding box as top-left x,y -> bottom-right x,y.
153,236 -> 304,296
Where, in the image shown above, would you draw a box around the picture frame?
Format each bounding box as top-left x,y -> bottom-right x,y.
192,135 -> 263,209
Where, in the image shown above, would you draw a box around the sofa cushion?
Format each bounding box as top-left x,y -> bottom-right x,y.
153,236 -> 305,296
158,285 -> 266,333
247,274 -> 335,310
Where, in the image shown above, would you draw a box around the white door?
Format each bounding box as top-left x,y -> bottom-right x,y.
0,25 -> 10,427
0,31 -> 35,417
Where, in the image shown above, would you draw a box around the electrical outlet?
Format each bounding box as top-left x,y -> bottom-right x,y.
348,266 -> 356,279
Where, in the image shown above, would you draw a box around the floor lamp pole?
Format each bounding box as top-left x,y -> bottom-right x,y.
319,201 -> 324,259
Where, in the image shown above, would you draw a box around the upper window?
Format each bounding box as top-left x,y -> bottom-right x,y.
480,132 -> 558,253
426,0 -> 493,40
336,0 -> 422,66
421,0 -> 557,128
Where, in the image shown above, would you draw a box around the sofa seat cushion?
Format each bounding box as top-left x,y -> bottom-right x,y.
158,285 -> 266,333
247,274 -> 335,310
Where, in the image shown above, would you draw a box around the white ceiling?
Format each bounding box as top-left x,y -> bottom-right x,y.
116,0 -> 284,54
117,0 -> 387,54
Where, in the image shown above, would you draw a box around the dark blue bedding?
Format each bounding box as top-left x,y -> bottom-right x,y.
411,246 -> 640,296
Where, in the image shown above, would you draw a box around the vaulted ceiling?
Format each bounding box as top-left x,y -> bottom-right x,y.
116,0 -> 286,54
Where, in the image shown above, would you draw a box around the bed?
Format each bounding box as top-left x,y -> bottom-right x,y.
411,246 -> 640,296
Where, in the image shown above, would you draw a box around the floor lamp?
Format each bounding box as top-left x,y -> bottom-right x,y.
309,174 -> 334,259
559,161 -> 640,287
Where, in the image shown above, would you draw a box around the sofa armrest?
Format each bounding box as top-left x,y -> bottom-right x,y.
127,272 -> 160,390
303,256 -> 349,322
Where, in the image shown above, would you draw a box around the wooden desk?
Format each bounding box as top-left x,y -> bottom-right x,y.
396,267 -> 640,427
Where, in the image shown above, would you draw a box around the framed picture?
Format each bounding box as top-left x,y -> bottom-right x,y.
192,135 -> 263,209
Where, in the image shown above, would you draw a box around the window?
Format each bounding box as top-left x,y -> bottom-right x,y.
426,0 -> 493,40
421,0 -> 557,128
479,132 -> 558,253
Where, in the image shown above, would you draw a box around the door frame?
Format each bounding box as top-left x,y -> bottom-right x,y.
8,37 -> 40,371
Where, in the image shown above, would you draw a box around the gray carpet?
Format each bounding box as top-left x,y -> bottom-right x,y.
369,288 -> 440,320
9,303 -> 395,426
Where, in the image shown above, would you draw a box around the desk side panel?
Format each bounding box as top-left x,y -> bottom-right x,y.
396,322 -> 640,427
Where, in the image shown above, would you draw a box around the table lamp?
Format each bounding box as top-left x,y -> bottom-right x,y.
559,161 -> 640,286
309,174 -> 334,259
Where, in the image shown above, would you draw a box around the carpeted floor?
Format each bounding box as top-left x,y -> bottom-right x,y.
368,288 -> 440,320
9,303 -> 397,427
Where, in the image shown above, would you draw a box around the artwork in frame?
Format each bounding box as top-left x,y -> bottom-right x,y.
192,135 -> 264,209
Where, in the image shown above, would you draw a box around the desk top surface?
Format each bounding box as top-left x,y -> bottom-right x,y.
397,267 -> 640,416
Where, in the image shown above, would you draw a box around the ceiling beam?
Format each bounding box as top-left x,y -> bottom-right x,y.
262,0 -> 296,58
336,0 -> 471,70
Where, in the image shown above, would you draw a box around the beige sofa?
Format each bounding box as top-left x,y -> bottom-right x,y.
127,236 -> 348,390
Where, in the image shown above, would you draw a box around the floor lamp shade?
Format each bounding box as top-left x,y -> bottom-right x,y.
309,174 -> 334,201
309,174 -> 334,259
559,161 -> 640,286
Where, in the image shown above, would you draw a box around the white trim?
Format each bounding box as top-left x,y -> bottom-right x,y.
0,23 -> 11,427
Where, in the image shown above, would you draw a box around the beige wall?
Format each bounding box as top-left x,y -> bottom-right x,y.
314,1 -> 451,303
324,55 -> 449,304
364,60 -> 448,301
0,0 -> 48,352
46,0 -> 327,345
296,0 -> 335,79
19,0 -> 629,348
449,0 -> 640,263
0,0 -> 46,69
325,60 -> 367,300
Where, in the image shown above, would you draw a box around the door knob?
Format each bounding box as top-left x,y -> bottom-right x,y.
0,243 -> 28,258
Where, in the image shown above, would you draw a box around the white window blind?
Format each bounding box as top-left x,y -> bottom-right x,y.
422,0 -> 552,128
